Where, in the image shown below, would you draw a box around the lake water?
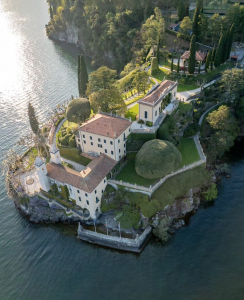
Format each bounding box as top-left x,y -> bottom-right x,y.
1,1 -> 244,299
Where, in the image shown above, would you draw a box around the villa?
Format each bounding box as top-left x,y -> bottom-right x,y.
181,50 -> 206,66
76,113 -> 132,161
138,80 -> 178,125
35,144 -> 117,220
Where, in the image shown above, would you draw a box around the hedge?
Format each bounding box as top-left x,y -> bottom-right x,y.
60,185 -> 70,201
55,116 -> 65,127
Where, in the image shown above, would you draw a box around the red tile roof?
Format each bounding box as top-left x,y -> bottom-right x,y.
181,51 -> 206,61
139,80 -> 177,107
46,154 -> 117,193
79,114 -> 131,138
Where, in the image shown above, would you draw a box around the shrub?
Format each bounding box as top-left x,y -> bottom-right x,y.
66,98 -> 91,123
203,183 -> 218,201
50,183 -> 58,195
69,135 -> 76,147
140,200 -> 161,218
135,139 -> 182,179
146,121 -> 153,127
59,134 -> 71,146
60,185 -> 70,201
157,115 -> 175,140
138,119 -> 145,124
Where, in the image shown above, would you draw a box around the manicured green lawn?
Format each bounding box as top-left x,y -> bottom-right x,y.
58,146 -> 91,166
177,83 -> 199,92
177,138 -> 200,167
125,103 -> 139,121
116,156 -> 158,187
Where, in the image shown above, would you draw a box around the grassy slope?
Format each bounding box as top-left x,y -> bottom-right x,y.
177,138 -> 200,167
151,164 -> 210,210
58,147 -> 91,166
125,103 -> 139,121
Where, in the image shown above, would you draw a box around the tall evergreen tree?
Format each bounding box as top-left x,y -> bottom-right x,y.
192,0 -> 203,39
198,61 -> 201,74
227,24 -> 235,61
49,5 -> 53,19
188,34 -> 196,74
205,50 -> 212,72
28,102 -> 39,135
78,54 -> 89,97
177,1 -> 185,21
177,57 -> 180,73
214,34 -> 224,68
171,56 -> 174,72
156,42 -> 160,63
211,46 -> 216,70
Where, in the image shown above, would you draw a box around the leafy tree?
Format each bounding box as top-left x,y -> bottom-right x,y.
133,71 -> 150,94
208,14 -> 222,45
86,66 -> 117,95
207,105 -> 237,132
221,69 -> 244,102
188,34 -> 196,74
89,87 -> 126,114
198,13 -> 209,43
151,57 -> 159,76
177,16 -> 192,39
28,102 -> 39,134
78,54 -> 88,97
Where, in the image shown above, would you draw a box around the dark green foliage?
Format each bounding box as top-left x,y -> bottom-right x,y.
28,102 -> 39,134
205,50 -> 212,72
183,122 -> 200,138
66,98 -> 91,123
59,134 -> 71,146
171,56 -> 173,72
49,5 -> 53,19
157,115 -> 175,141
146,121 -> 153,127
177,0 -> 186,21
227,24 -> 234,61
188,35 -> 196,74
78,55 -> 88,97
50,183 -> 58,194
150,57 -> 159,76
177,57 -> 180,73
198,62 -> 201,74
211,46 -> 215,70
69,135 -> 76,147
58,146 -> 91,166
135,140 -> 182,179
214,34 -> 224,68
60,185 -> 70,201
153,217 -> 170,243
203,183 -> 218,201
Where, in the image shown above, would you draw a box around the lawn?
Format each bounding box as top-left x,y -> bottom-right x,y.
125,103 -> 139,121
177,83 -> 199,92
116,154 -> 158,187
177,138 -> 200,167
58,146 -> 91,166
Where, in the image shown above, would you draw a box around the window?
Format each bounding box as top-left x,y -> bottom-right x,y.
96,197 -> 99,203
129,129 -> 131,132
98,144 -> 102,148
119,149 -> 121,153
111,151 -> 114,155
91,142 -> 93,146
174,92 -> 176,97
159,107 -> 161,113
84,140 -> 86,144
77,190 -> 80,194
98,138 -> 101,142
118,139 -> 120,143
124,150 -> 126,154
86,200 -> 89,205
83,135 -> 85,138
119,155 -> 121,159
124,143 -> 126,148
102,190 -> 104,193
104,139 -> 106,143
78,139 -> 80,142
155,110 -> 157,116
95,190 -> 97,194
104,179 -> 106,183
144,111 -> 148,119
110,141 -> 113,145
85,193 -> 88,197
90,136 -> 92,140
79,197 -> 81,201
105,149 -> 107,153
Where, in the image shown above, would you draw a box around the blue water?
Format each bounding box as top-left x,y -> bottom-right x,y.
1,1 -> 244,299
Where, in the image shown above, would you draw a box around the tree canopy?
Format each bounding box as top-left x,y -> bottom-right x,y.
66,98 -> 91,123
28,102 -> 39,134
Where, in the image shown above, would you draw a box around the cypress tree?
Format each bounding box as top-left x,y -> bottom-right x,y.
156,42 -> 160,64
205,50 -> 212,72
177,57 -> 180,73
192,7 -> 200,37
50,5 -> 53,19
198,61 -> 201,74
78,55 -> 89,97
188,34 -> 196,74
171,56 -> 174,72
211,46 -> 215,70
227,24 -> 234,61
28,102 -> 39,135
214,34 -> 224,68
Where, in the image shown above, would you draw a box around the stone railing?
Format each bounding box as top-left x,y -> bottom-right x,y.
99,111 -> 131,122
109,134 -> 206,196
77,223 -> 152,253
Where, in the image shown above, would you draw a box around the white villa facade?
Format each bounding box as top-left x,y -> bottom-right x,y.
76,113 -> 132,161
35,145 -> 117,220
138,80 -> 178,124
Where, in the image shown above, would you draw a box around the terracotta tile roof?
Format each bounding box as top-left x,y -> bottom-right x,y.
46,154 -> 117,193
79,114 -> 131,139
181,51 -> 206,61
139,80 -> 177,107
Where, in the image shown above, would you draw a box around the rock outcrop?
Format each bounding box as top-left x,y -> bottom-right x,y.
14,195 -> 80,224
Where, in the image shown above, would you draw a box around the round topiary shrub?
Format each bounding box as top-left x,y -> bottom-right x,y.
135,139 -> 182,179
66,98 -> 91,123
